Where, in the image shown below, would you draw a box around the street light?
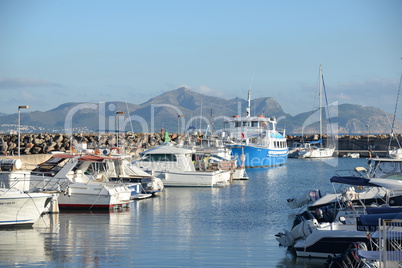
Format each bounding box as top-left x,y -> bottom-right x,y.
115,111 -> 124,147
18,105 -> 29,158
177,115 -> 184,134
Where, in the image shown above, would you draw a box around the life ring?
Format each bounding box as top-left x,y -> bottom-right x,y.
94,149 -> 100,155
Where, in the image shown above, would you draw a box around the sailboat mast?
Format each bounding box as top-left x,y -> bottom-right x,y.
319,64 -> 323,143
246,73 -> 254,118
246,89 -> 251,118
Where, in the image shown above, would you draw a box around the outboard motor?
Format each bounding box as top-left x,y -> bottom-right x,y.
275,211 -> 319,247
287,189 -> 322,209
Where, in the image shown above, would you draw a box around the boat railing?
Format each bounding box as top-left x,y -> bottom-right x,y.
358,218 -> 402,267
334,169 -> 366,178
29,174 -> 70,193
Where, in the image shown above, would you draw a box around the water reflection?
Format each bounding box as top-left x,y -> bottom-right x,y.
0,158 -> 369,267
0,214 -> 59,266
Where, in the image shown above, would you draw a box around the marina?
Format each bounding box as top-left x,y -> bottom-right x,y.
2,1 -> 400,267
0,157 -> 374,267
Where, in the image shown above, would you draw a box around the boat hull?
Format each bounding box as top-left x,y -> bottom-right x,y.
294,229 -> 370,258
0,191 -> 52,226
298,148 -> 335,158
228,145 -> 288,168
160,170 -> 232,187
57,183 -> 131,210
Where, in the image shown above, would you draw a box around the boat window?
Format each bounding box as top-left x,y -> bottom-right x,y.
251,121 -> 259,127
143,154 -> 177,162
86,162 -> 107,175
200,140 -> 209,147
242,121 -> 249,127
32,157 -> 70,173
235,122 -> 241,127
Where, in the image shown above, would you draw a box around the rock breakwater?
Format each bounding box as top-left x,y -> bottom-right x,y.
0,133 -> 400,156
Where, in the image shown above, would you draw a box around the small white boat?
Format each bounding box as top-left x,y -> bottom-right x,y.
388,148 -> 402,159
104,156 -> 164,195
0,155 -> 132,210
0,188 -> 52,227
346,152 -> 360,158
132,143 -> 232,187
188,137 -> 248,180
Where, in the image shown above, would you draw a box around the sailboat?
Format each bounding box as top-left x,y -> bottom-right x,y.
388,73 -> 402,159
298,64 -> 335,158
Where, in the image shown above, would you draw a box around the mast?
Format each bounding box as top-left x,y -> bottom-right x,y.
246,73 -> 254,118
319,64 -> 323,145
246,89 -> 251,118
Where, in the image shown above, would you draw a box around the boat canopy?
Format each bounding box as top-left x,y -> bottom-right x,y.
329,176 -> 380,187
140,144 -> 194,155
359,212 -> 402,226
307,139 -> 322,145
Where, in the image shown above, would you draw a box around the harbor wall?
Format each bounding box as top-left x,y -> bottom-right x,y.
0,132 -> 399,159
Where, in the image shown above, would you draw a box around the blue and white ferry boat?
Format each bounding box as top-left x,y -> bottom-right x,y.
223,91 -> 288,168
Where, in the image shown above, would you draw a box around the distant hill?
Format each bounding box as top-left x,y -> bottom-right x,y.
0,87 -> 400,135
285,104 -> 401,135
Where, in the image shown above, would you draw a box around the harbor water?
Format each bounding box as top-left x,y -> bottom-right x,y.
0,157 -> 368,267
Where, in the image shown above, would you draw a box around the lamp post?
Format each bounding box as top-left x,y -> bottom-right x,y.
115,111 -> 124,147
177,115 -> 184,134
18,105 -> 29,158
366,124 -> 370,150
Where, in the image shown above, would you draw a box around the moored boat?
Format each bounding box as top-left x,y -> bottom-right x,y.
132,143 -> 232,187
0,155 -> 132,210
222,90 -> 288,168
0,188 -> 53,227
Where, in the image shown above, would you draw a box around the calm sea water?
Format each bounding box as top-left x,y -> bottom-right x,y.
0,157 -> 368,268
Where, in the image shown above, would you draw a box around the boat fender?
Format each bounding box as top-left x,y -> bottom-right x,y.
67,187 -> 72,197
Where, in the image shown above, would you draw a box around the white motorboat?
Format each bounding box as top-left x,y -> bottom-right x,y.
292,220 -> 370,258
292,207 -> 402,258
132,143 -> 232,187
287,141 -> 311,158
287,158 -> 402,221
100,156 -> 164,196
189,137 -> 248,180
0,188 -> 52,226
278,164 -> 402,258
0,155 -> 132,210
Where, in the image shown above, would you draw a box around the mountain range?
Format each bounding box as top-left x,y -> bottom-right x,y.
0,87 -> 400,135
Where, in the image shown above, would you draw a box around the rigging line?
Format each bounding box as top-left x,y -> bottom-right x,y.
388,74 -> 402,149
321,74 -> 335,142
125,101 -> 134,133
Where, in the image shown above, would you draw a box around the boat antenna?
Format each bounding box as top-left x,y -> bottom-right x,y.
246,73 -> 254,118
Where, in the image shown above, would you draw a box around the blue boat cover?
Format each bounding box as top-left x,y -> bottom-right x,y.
359,212 -> 402,226
366,207 -> 402,214
329,176 -> 380,187
308,139 -> 322,144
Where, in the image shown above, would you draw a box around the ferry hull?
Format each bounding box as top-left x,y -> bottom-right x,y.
229,145 -> 288,168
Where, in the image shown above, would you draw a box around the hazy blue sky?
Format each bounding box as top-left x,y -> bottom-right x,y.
1,0 -> 401,116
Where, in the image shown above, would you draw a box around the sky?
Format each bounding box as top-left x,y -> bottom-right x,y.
0,0 -> 401,117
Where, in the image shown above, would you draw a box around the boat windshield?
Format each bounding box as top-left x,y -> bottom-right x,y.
370,160 -> 402,179
140,154 -> 177,162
